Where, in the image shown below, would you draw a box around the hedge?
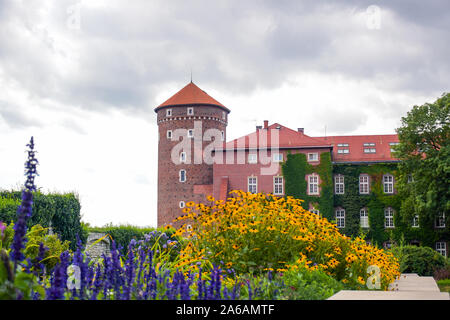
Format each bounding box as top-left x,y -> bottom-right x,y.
0,190 -> 86,250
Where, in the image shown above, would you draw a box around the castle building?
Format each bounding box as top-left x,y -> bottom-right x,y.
155,82 -> 448,256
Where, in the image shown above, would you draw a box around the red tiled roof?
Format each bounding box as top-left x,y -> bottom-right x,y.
155,82 -> 229,112
318,134 -> 400,163
222,123 -> 332,150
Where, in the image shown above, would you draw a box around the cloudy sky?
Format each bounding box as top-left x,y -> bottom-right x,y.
0,0 -> 448,227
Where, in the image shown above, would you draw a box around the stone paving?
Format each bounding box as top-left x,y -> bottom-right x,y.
328,273 -> 450,300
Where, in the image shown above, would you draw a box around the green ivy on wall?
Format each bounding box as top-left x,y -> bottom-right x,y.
282,152 -> 333,221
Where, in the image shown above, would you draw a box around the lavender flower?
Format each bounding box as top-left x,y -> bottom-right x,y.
0,221 -> 6,240
11,137 -> 38,266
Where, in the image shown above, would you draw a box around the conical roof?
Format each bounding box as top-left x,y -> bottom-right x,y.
155,82 -> 229,112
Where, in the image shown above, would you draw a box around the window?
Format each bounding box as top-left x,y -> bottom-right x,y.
364,148 -> 376,153
179,201 -> 185,208
360,208 -> 369,228
407,174 -> 414,183
385,207 -> 394,228
436,213 -> 446,228
274,176 -> 283,195
187,107 -> 194,115
221,131 -> 225,141
363,143 -> 376,147
166,109 -> 172,117
310,209 -> 320,216
166,130 -> 172,140
179,169 -> 186,182
308,174 -> 319,195
389,142 -> 399,153
248,176 -> 257,193
180,152 -> 186,163
187,129 -> 194,138
307,153 -> 318,162
337,143 -> 349,154
248,153 -> 257,164
334,175 -> 344,194
336,209 -> 345,228
383,174 -> 394,194
412,215 -> 419,228
272,153 -> 283,162
359,174 -> 370,194
436,242 -> 447,257
222,111 -> 226,120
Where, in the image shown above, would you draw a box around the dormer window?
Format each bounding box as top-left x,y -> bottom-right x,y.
363,143 -> 376,153
187,107 -> 194,115
308,153 -> 319,162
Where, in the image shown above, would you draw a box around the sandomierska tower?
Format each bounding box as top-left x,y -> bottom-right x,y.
154,81 -> 230,227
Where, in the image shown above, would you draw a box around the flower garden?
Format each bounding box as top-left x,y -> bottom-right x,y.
0,138 -> 401,300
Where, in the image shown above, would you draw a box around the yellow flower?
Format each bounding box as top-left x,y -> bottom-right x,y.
249,228 -> 258,233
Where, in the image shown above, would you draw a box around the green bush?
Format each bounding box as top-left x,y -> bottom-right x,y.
0,191 -> 85,250
391,245 -> 447,276
275,267 -> 343,300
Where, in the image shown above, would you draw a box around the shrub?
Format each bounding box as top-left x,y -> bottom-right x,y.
0,191 -> 84,250
275,266 -> 343,300
391,245 -> 447,276
174,191 -> 400,290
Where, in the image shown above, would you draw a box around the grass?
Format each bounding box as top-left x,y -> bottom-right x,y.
437,279 -> 450,293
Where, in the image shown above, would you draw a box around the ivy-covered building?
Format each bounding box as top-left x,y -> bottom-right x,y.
212,121 -> 448,256
155,83 -> 448,256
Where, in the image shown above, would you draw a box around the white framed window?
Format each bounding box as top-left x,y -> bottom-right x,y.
336,208 -> 345,228
187,129 -> 194,138
389,142 -> 399,153
337,149 -> 349,154
363,143 -> 376,147
179,201 -> 185,209
359,174 -> 370,194
310,209 -> 320,216
273,176 -> 283,195
179,169 -> 186,182
166,109 -> 172,117
272,153 -> 283,162
364,148 -> 376,153
308,174 -> 319,195
360,208 -> 369,228
180,152 -> 186,163
383,174 -> 394,194
248,153 -> 258,164
436,213 -> 446,228
337,143 -> 349,147
307,153 -> 319,162
385,207 -> 394,228
222,111 -> 226,120
167,130 -> 172,140
221,131 -> 225,141
436,242 -> 447,257
187,107 -> 194,115
248,176 -> 257,194
412,215 -> 419,228
334,175 -> 344,195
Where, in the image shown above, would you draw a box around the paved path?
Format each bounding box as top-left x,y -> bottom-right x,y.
328,273 -> 449,300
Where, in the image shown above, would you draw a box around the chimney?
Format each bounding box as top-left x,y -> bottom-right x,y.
297,128 -> 304,134
263,120 -> 269,129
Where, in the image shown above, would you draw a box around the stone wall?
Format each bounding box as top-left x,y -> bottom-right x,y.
85,232 -> 110,260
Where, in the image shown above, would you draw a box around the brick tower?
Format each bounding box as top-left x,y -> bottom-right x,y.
155,81 -> 230,227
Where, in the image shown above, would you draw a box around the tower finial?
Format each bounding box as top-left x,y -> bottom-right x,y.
190,68 -> 192,83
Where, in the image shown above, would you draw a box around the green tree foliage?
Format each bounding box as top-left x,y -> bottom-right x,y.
395,93 -> 449,247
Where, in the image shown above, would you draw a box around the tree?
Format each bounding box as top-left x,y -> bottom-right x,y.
394,93 -> 449,247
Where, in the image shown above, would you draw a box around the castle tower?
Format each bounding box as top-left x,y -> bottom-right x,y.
154,81 -> 230,227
